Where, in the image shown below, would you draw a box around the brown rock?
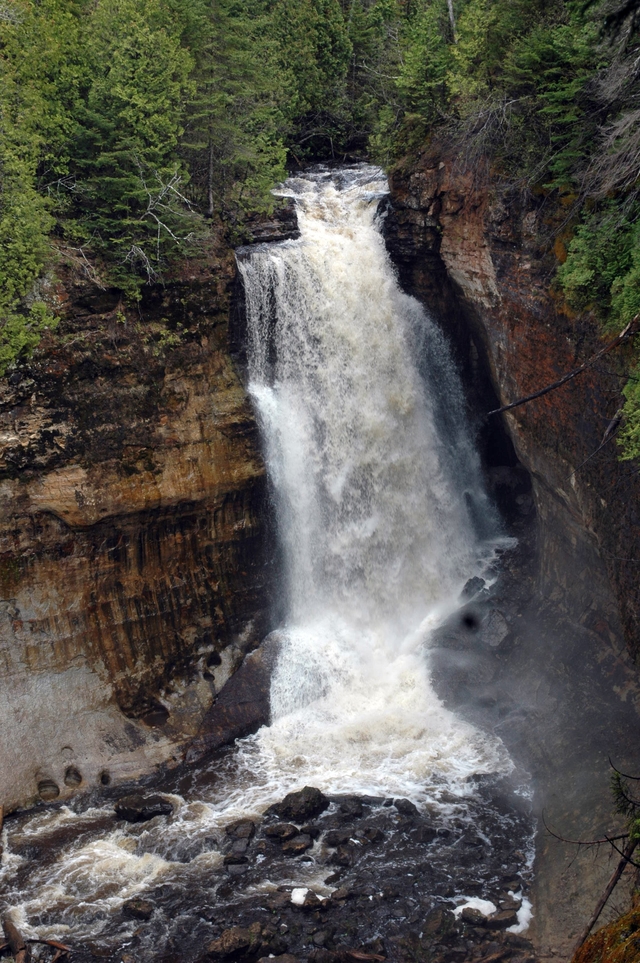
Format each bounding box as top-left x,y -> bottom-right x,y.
225,819 -> 255,839
269,786 -> 330,822
486,910 -> 519,930
281,833 -> 313,856
328,844 -> 353,867
0,260 -> 273,812
264,822 -> 299,841
186,638 -> 280,763
122,898 -> 154,921
461,907 -> 487,927
206,922 -> 263,960
324,829 -> 351,847
115,793 -> 173,823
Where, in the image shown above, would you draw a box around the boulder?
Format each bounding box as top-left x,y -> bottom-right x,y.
270,787 -> 329,822
393,798 -> 419,817
206,923 -> 263,960
281,833 -> 313,856
114,793 -> 173,823
186,638 -> 280,764
336,795 -> 363,817
264,823 -> 299,841
122,898 -> 154,921
461,907 -> 487,927
486,909 -> 519,930
225,819 -> 255,839
324,829 -> 351,847
328,844 -> 353,867
460,577 -> 486,600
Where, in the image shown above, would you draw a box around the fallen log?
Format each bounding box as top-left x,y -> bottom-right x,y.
0,927 -> 71,960
28,939 -> 71,953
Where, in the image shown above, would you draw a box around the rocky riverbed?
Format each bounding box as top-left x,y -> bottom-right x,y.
1,785 -> 535,963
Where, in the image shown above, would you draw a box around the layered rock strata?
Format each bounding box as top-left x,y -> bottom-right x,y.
0,246 -> 273,812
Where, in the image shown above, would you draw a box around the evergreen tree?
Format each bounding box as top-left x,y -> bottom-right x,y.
183,0 -> 288,223
71,0 -> 196,287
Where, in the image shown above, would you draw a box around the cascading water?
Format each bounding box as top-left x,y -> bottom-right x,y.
0,166 -> 535,962
232,164 -> 510,802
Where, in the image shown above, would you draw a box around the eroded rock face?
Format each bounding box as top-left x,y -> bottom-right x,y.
385,152 -> 640,962
386,155 -> 640,656
0,250 -> 274,812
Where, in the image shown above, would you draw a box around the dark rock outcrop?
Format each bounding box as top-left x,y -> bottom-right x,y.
267,786 -> 330,823
114,792 -> 174,823
385,150 -> 640,963
185,635 -> 280,763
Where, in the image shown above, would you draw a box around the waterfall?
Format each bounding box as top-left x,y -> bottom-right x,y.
0,169 -> 527,952
234,165 -> 510,803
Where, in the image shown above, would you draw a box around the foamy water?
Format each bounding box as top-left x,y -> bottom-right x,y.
235,164 -> 511,802
0,166 -> 525,941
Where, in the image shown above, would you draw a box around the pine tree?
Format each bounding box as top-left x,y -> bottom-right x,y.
183,0 -> 288,224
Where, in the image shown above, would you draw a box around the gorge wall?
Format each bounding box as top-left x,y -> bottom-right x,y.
386,151 -> 640,655
384,149 -> 640,960
0,238 -> 276,814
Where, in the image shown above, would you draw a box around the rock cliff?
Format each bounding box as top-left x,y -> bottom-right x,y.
0,242 -> 274,812
386,153 -> 640,656
384,150 -> 640,961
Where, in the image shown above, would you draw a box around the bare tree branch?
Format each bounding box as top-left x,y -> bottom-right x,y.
488,317 -> 639,417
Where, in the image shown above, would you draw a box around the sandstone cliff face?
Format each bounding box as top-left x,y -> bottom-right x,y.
0,246 -> 274,812
385,153 -> 640,961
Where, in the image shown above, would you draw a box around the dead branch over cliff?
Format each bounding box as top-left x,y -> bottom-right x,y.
574,837 -> 639,951
487,316 -> 639,417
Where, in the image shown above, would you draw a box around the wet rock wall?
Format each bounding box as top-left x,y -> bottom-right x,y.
384,150 -> 640,961
385,154 -> 640,657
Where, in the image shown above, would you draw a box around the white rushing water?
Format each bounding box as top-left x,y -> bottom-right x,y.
232,164 -> 511,805
1,166 -> 520,941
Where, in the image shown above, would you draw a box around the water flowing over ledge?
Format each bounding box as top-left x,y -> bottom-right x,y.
0,165 -> 539,963
236,164 -> 512,806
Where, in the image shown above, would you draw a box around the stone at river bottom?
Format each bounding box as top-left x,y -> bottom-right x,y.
114,793 -> 174,823
225,819 -> 256,839
205,922 -> 286,961
264,822 -> 299,840
267,786 -> 330,822
281,833 -> 313,856
122,899 -> 155,921
14,784 -> 535,963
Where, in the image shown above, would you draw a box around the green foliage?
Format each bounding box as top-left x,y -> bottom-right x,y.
0,0 -> 61,372
2,0 -> 640,410
0,304 -> 58,377
619,369 -> 640,463
71,0 -> 196,287
269,0 -> 353,155
395,0 -> 451,124
611,769 -> 640,842
503,18 -> 600,185
558,206 -> 639,325
184,0 -> 288,221
558,204 -> 640,460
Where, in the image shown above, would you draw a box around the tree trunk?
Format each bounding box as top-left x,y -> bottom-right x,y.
208,139 -> 215,218
447,0 -> 457,40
